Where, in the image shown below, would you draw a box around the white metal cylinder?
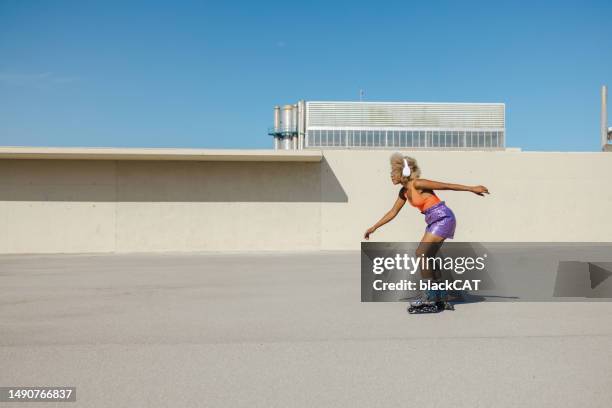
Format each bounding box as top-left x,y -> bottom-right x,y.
273,106 -> 281,133
282,136 -> 291,150
292,104 -> 298,136
297,100 -> 305,150
602,85 -> 608,150
281,105 -> 293,134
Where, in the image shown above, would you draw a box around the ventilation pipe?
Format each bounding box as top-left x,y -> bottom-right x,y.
270,102 -> 302,150
602,85 -> 608,151
298,100 -> 306,149
273,106 -> 281,150
292,104 -> 298,149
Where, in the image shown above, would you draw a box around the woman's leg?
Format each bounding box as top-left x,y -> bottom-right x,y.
415,232 -> 446,280
409,232 -> 446,307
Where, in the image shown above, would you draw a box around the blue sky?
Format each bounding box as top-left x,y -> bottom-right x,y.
0,0 -> 610,151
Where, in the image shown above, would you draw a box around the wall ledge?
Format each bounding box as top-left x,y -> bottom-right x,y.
0,146 -> 323,162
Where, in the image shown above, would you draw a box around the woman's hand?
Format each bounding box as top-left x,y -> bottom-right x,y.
364,226 -> 377,240
470,185 -> 490,196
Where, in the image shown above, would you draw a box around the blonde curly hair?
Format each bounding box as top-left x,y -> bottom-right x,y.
390,152 -> 421,183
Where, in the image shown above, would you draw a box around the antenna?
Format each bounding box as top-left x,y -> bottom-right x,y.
359,89 -> 365,101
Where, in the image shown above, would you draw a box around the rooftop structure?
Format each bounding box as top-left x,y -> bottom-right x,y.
602,85 -> 612,152
269,101 -> 506,151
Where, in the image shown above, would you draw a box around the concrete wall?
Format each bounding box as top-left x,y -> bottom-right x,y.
0,159 -> 325,253
321,150 -> 612,246
1,150 -> 611,254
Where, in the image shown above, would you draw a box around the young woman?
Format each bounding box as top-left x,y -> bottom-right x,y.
363,153 -> 489,311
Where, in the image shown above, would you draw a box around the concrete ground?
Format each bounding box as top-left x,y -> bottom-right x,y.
1,251 -> 611,408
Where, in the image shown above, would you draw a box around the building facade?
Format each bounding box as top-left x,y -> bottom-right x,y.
269,101 -> 506,150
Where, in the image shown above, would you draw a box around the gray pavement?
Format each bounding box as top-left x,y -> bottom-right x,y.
1,251 -> 611,407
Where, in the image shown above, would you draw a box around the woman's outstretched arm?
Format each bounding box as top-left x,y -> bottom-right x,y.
414,179 -> 490,196
364,195 -> 406,240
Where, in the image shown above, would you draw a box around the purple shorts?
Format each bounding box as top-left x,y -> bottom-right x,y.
422,201 -> 456,239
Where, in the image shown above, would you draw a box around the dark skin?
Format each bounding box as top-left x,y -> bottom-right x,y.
364,172 -> 489,240
363,172 -> 490,279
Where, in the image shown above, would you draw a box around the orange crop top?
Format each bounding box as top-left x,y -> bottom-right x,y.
400,183 -> 441,212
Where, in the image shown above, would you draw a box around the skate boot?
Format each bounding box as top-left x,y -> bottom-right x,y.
435,289 -> 455,311
407,290 -> 440,314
